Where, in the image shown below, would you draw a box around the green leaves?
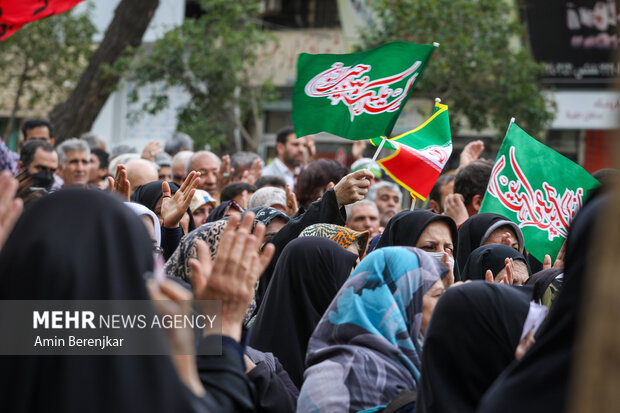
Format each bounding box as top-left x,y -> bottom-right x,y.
127,0 -> 273,151
0,7 -> 96,119
359,0 -> 554,138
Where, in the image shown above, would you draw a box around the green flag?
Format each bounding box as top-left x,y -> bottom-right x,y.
480,122 -> 599,262
292,42 -> 436,141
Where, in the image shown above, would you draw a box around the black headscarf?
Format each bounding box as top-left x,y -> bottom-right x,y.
456,213 -> 524,273
247,206 -> 290,226
376,210 -> 458,251
206,200 -> 244,223
461,244 -> 529,281
376,210 -> 459,280
525,268 -> 564,309
248,236 -> 358,387
477,193 -> 606,413
131,180 -> 196,232
416,282 -> 533,413
0,189 -> 208,412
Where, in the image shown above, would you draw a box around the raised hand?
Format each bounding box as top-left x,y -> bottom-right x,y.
161,171 -> 199,228
440,251 -> 455,289
443,193 -> 469,226
141,141 -> 163,162
216,155 -> 233,199
189,213 -> 275,341
485,257 -> 514,284
459,140 -> 484,168
304,134 -> 316,161
245,158 -> 263,185
285,184 -> 298,216
147,278 -> 205,396
351,140 -> 367,161
108,164 -> 130,202
503,257 -> 514,285
0,171 -> 23,251
543,240 -> 566,270
334,169 -> 374,208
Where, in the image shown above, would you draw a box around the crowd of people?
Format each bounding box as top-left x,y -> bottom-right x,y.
0,118 -> 614,412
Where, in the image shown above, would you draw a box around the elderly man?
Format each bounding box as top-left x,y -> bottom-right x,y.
56,138 -> 90,187
346,200 -> 380,238
164,132 -> 194,156
367,181 -> 402,222
171,150 -> 193,186
125,158 -> 159,192
188,150 -> 221,198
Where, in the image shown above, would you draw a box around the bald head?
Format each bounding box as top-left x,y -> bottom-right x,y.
126,159 -> 158,192
189,151 -> 221,195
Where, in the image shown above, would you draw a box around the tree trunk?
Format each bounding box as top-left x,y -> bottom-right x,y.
49,0 -> 160,143
3,59 -> 30,143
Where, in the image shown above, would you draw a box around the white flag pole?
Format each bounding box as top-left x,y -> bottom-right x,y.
503,117 -> 516,138
369,137 -> 387,165
433,42 -> 440,48
410,195 -> 416,211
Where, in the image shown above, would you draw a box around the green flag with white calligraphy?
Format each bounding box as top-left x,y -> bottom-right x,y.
292,42 -> 436,141
479,122 -> 599,262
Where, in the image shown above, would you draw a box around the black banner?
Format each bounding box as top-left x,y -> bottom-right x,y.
524,0 -> 619,86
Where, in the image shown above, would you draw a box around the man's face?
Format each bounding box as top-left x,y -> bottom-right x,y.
60,150 -> 90,186
88,153 -> 101,183
375,187 -> 402,215
279,134 -> 306,168
27,147 -> 58,176
348,204 -> 380,237
438,180 -> 455,213
191,153 -> 220,195
171,160 -> 186,186
24,126 -> 53,145
158,165 -> 172,182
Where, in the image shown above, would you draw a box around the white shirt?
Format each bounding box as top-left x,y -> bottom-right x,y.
262,157 -> 301,189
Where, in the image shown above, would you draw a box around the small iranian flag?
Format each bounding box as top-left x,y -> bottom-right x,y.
480,122 -> 600,262
292,42 -> 436,141
0,0 -> 85,41
369,101 -> 452,200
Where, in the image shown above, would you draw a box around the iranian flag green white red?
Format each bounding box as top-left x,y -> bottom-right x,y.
292,42 -> 436,141
480,122 -> 600,262
369,101 -> 452,200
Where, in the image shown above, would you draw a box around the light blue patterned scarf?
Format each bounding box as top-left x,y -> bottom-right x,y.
298,247 -> 447,413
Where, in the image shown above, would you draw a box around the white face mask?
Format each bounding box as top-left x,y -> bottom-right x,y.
427,251 -> 455,270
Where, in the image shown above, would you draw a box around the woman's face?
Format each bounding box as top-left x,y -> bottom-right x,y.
416,221 -> 454,257
421,279 -> 445,335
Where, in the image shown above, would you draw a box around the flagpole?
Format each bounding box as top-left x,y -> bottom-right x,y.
503,117 -> 516,138
410,195 -> 416,211
369,137 -> 387,164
